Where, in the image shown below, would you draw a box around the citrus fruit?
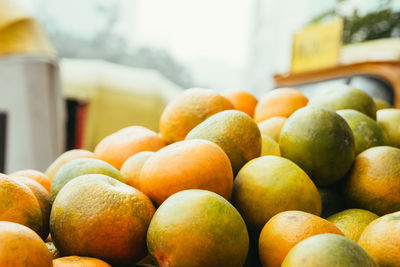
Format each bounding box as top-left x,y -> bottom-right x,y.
281,233 -> 377,267
261,135 -> 280,156
53,256 -> 111,267
50,174 -> 155,265
377,108 -> 400,147
45,149 -> 95,181
358,211 -> 400,267
374,98 -> 392,110
186,110 -> 261,174
307,85 -> 377,119
10,169 -> 51,192
337,109 -> 387,155
94,126 -> 166,169
9,175 -> 50,240
318,187 -> 346,218
257,116 -> 287,141
46,242 -> 60,259
232,156 -> 321,233
120,151 -> 155,189
259,210 -> 343,267
0,174 -> 43,236
159,88 -> 234,144
137,139 -> 233,206
254,88 -> 308,122
147,189 -> 249,267
327,209 -> 378,242
50,158 -> 124,204
279,106 -> 355,186
345,146 -> 400,215
0,221 -> 52,267
223,90 -> 258,117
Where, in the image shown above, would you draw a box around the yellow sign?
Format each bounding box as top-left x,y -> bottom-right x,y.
291,18 -> 343,74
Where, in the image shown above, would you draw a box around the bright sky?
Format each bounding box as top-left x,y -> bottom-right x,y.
134,0 -> 252,69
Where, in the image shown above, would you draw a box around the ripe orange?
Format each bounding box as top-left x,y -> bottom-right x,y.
185,110 -> 261,174
10,169 -> 51,192
327,209 -> 378,242
159,88 -> 234,144
259,211 -> 343,267
345,146 -> 400,215
0,221 -> 52,267
377,108 -> 400,148
53,256 -> 111,267
120,151 -> 155,189
254,88 -> 308,123
358,211 -> 400,266
137,139 -> 233,206
9,175 -> 50,240
0,174 -> 43,236
147,189 -> 249,267
223,90 -> 258,117
45,149 -> 95,181
50,174 -> 156,265
94,126 -> 166,169
232,156 -> 321,234
282,234 -> 377,267
257,116 -> 287,141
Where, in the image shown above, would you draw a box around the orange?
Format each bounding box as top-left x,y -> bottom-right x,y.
50,174 -> 155,265
254,88 -> 308,123
358,211 -> 400,266
327,209 -> 378,242
0,174 -> 43,236
308,85 -> 377,119
257,116 -> 287,141
147,189 -> 249,267
94,126 -> 166,169
377,108 -> 400,148
137,139 -> 233,206
45,149 -> 95,181
282,233 -> 377,267
232,156 -> 321,234
53,256 -> 111,267
0,221 -> 52,267
46,242 -> 60,259
120,151 -> 155,189
345,146 -> 400,215
279,106 -> 355,186
259,210 -> 343,267
261,135 -> 280,157
10,169 -> 51,192
9,175 -> 50,240
223,90 -> 258,117
185,110 -> 261,174
159,88 -> 234,144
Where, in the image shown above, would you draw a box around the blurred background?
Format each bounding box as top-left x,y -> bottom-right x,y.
1,0 -> 400,172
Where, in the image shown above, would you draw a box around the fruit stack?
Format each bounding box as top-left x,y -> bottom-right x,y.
1,86 -> 399,267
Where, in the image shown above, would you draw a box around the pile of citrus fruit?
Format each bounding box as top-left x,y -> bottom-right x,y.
1,86 -> 400,267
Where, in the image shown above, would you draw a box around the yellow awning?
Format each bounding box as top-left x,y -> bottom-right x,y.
0,0 -> 55,57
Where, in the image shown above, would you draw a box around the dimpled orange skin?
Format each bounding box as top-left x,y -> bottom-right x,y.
159,88 -> 234,144
0,221 -> 52,267
53,256 -> 111,267
358,211 -> 400,266
45,149 -> 95,181
345,146 -> 400,215
259,210 -> 343,267
9,176 -> 50,240
223,90 -> 258,117
94,126 -> 166,169
50,174 -> 156,265
10,169 -> 51,192
254,88 -> 308,123
0,174 -> 43,236
138,139 -> 233,206
120,151 -> 155,189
